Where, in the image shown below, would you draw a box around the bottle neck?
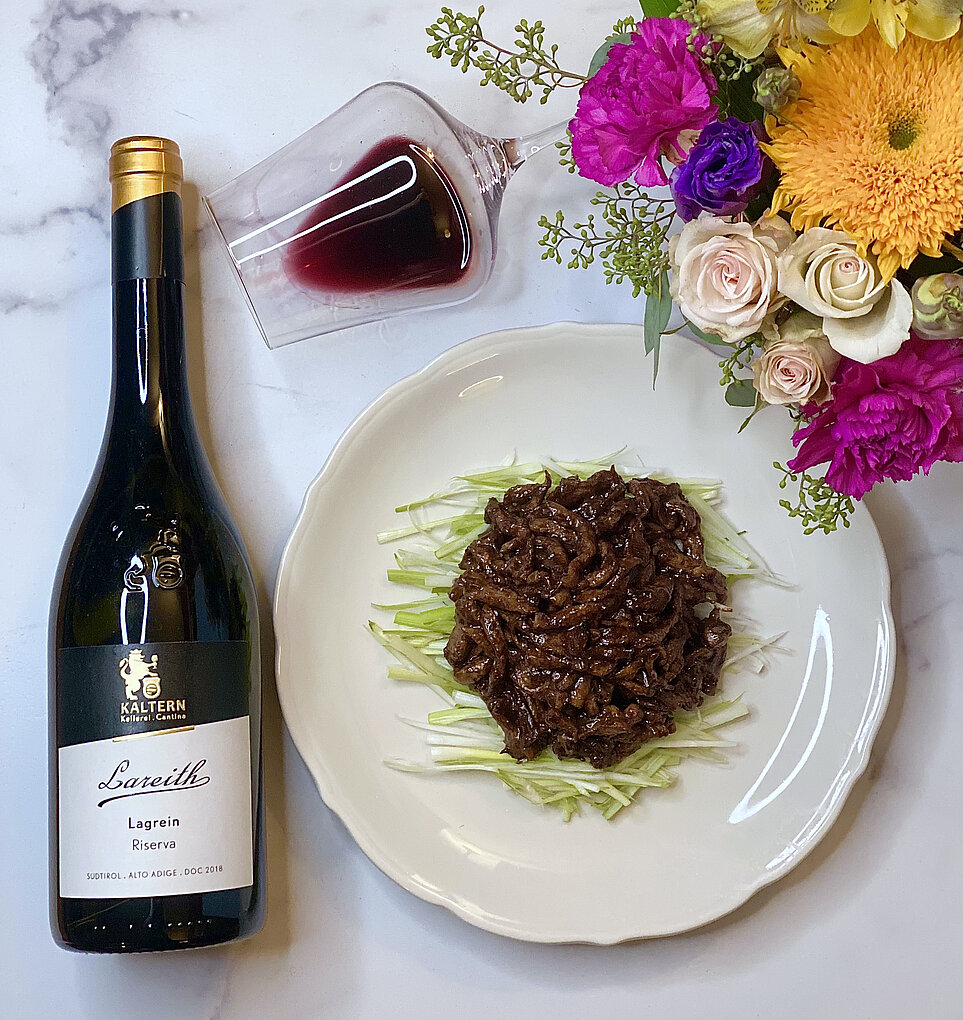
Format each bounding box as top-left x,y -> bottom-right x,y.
109,277 -> 191,440
107,192 -> 193,454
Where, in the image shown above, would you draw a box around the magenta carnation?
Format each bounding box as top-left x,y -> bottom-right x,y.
787,337 -> 963,499
569,19 -> 718,188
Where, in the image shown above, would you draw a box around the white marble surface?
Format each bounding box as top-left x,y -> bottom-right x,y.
1,2 -> 961,1017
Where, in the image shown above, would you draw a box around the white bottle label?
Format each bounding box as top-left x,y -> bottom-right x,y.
59,716 -> 254,898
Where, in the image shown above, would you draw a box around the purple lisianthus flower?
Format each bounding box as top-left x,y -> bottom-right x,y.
569,19 -> 718,188
787,337 -> 963,499
670,117 -> 766,221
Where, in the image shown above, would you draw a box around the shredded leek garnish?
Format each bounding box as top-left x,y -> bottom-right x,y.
371,454 -> 784,820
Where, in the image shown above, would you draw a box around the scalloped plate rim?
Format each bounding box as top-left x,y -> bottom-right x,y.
273,320 -> 895,943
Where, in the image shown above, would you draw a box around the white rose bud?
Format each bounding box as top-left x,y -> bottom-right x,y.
670,215 -> 790,343
777,227 -> 912,364
751,309 -> 841,406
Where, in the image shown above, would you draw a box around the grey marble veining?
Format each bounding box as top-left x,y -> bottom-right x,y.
28,1 -> 197,149
0,201 -> 102,234
0,203 -> 102,313
2,2 -> 961,1018
0,3 -> 203,313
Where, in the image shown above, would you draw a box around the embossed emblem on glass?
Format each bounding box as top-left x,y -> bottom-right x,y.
119,648 -> 162,701
123,525 -> 184,592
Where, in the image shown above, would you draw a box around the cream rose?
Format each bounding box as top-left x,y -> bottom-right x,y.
751,310 -> 840,406
777,228 -> 912,364
670,215 -> 790,342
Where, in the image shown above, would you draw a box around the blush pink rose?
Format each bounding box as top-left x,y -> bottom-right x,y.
752,311 -> 840,405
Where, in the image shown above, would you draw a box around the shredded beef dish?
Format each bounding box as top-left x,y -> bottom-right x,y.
443,468 -> 731,769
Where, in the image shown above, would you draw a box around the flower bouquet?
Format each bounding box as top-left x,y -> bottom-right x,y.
427,1 -> 963,532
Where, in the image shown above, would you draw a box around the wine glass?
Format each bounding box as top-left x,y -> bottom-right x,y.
204,81 -> 568,348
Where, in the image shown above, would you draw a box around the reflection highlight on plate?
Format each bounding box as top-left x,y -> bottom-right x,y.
440,828 -> 554,872
729,608 -> 834,826
763,615 -> 894,865
446,351 -> 499,378
441,829 -> 503,868
458,375 -> 504,400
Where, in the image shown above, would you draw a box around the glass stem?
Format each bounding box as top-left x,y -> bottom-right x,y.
502,119 -> 571,169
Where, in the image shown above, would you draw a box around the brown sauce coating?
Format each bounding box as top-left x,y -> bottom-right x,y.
444,469 -> 731,768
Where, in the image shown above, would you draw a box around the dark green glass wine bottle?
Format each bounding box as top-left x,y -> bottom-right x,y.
49,137 -> 264,952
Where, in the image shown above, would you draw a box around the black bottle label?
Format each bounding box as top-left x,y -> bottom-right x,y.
57,641 -> 254,899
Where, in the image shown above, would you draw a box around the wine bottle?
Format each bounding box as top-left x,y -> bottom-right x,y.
49,137 -> 264,952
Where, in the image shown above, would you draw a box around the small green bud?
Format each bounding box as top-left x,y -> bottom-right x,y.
753,66 -> 801,115
911,273 -> 963,340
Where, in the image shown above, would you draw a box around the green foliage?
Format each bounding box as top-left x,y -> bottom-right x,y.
587,15 -> 643,78
554,136 -> 577,175
612,15 -> 640,34
714,63 -> 766,122
725,379 -> 756,407
537,182 -> 674,298
639,0 -> 680,17
717,338 -> 765,427
736,403 -> 765,433
539,138 -> 676,299
426,6 -> 586,103
743,175 -> 778,222
717,336 -> 760,391
675,0 -> 763,87
643,269 -> 672,385
684,320 -> 728,346
588,32 -> 632,77
774,463 -> 856,535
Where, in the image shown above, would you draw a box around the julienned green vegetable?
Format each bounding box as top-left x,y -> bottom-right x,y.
370,454 -> 784,821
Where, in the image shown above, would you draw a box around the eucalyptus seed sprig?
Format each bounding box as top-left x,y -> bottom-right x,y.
427,6 -> 586,104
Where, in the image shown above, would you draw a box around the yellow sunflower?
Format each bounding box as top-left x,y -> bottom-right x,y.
766,30 -> 963,279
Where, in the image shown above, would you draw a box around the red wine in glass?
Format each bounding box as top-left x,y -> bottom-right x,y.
205,82 -> 568,346
283,136 -> 472,294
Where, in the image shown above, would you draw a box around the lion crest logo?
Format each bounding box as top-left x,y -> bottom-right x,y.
119,648 -> 161,700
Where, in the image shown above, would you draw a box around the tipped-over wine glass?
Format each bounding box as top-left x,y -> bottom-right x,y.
204,81 -> 568,348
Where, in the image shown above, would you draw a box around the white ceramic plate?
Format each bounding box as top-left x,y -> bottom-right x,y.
274,322 -> 894,943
